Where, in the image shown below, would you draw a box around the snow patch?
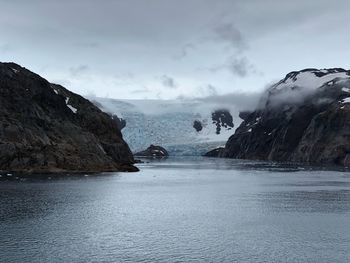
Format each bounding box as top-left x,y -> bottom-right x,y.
67,105 -> 78,113
153,149 -> 165,155
342,97 -> 350,104
275,71 -> 350,91
50,84 -> 59,94
65,97 -> 78,113
97,143 -> 106,154
342,87 -> 350,93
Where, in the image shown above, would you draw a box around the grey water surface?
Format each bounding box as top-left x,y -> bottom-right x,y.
0,157 -> 350,262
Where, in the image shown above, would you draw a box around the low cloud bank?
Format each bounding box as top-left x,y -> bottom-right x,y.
196,91 -> 262,112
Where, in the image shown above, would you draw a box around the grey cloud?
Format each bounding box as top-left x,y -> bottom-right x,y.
114,71 -> 135,80
209,21 -> 254,78
198,91 -> 263,111
113,71 -> 135,86
156,91 -> 163,99
1,0 -> 350,100
210,56 -> 256,77
174,43 -> 196,59
175,22 -> 246,59
213,23 -> 247,50
51,78 -> 71,87
177,88 -> 263,112
176,94 -> 186,100
161,75 -> 178,89
0,43 -> 13,53
196,84 -> 218,97
1,0 -> 347,46
69,65 -> 89,77
205,84 -> 218,96
75,41 -> 100,48
131,87 -> 150,94
259,80 -> 350,109
227,57 -> 254,77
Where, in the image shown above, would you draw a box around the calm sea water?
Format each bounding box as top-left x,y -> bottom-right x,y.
0,157 -> 350,263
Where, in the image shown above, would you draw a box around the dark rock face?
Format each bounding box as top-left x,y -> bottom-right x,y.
239,111 -> 252,121
134,145 -> 169,158
212,110 -> 234,134
222,68 -> 350,166
203,147 -> 225,157
112,115 -> 126,130
0,62 -> 138,173
193,120 -> 203,132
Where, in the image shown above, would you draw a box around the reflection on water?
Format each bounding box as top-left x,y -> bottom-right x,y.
0,157 -> 350,262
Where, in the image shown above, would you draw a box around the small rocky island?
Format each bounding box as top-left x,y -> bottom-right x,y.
0,62 -> 138,173
203,147 -> 225,157
134,145 -> 169,158
219,68 -> 350,167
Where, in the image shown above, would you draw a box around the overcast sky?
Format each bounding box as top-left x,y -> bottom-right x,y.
1,0 -> 350,99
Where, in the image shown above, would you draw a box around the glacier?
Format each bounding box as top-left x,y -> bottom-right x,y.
89,97 -> 242,156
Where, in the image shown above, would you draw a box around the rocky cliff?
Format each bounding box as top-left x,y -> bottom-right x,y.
211,109 -> 234,135
221,68 -> 350,166
0,62 -> 137,173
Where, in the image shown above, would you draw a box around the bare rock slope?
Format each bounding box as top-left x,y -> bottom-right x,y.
0,62 -> 137,173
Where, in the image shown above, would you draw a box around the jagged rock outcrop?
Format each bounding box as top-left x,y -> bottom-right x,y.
0,62 -> 138,173
193,120 -> 203,132
211,109 -> 234,135
112,115 -> 126,130
238,111 -> 252,121
134,145 -> 168,158
221,68 -> 350,166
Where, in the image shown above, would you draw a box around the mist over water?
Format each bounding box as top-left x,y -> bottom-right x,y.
1,157 -> 350,262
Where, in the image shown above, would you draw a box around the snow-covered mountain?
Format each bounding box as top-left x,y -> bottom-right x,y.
260,68 -> 350,108
222,68 -> 350,167
89,98 -> 242,156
